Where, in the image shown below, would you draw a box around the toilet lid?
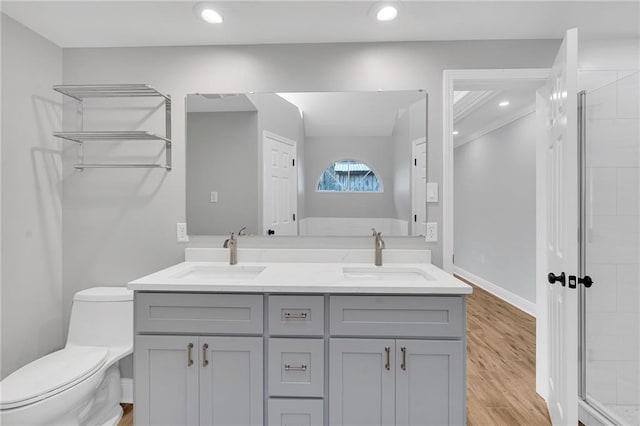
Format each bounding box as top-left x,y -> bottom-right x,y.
0,346 -> 108,409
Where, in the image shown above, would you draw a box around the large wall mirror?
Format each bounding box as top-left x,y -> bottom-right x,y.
186,90 -> 428,237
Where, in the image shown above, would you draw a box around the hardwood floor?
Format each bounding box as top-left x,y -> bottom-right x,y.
119,403 -> 133,426
463,277 -> 551,426
118,280 -> 551,425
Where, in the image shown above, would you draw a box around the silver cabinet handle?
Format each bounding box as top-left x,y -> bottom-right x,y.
187,343 -> 194,367
284,364 -> 308,371
203,343 -> 209,367
384,347 -> 390,371
284,312 -> 307,319
400,347 -> 407,371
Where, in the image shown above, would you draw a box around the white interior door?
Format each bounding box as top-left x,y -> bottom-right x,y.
412,138 -> 427,236
536,28 -> 579,426
263,132 -> 297,236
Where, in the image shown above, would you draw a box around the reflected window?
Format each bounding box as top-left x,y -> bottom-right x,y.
317,159 -> 382,192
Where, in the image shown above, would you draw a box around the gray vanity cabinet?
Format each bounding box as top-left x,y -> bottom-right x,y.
267,399 -> 324,426
134,335 -> 200,426
395,340 -> 464,426
329,339 -> 464,426
134,301 -> 263,426
199,337 -> 263,426
134,292 -> 466,426
328,339 -> 396,426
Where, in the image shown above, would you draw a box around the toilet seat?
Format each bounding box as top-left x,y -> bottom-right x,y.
0,346 -> 108,410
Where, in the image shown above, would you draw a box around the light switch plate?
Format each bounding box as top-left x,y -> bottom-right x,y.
425,222 -> 438,242
426,183 -> 438,202
176,223 -> 189,242
210,191 -> 218,203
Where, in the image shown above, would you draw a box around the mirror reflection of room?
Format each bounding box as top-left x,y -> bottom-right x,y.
186,91 -> 427,237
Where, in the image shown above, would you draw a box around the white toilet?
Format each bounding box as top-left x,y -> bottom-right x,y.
0,287 -> 133,426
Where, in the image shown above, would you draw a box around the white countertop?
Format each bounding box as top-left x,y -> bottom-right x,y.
128,257 -> 472,295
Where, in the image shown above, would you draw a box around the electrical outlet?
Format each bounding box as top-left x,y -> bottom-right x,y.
176,223 -> 189,242
425,222 -> 438,242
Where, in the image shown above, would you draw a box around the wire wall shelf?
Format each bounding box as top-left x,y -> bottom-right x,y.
53,84 -> 172,171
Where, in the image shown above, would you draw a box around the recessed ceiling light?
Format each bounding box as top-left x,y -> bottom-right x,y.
499,100 -> 510,107
370,3 -> 398,21
194,3 -> 223,24
377,5 -> 398,21
452,131 -> 459,136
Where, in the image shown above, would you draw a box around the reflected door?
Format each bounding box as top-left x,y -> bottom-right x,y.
263,132 -> 297,236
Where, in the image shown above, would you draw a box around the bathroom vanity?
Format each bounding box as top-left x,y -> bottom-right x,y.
129,249 -> 472,426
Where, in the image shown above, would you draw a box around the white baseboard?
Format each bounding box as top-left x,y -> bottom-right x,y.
453,266 -> 536,317
120,378 -> 133,404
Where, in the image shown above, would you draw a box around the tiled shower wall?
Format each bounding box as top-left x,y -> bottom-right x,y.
585,70 -> 640,425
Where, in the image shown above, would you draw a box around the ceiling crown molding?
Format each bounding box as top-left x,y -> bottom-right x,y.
454,103 -> 535,149
453,90 -> 497,122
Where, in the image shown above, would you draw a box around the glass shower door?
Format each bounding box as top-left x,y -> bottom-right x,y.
583,71 -> 640,425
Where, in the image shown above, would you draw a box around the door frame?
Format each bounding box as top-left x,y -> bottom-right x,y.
441,68 -> 551,399
411,137 -> 427,236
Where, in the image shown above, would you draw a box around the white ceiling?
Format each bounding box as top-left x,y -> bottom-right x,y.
453,80 -> 541,147
2,1 -> 638,48
277,91 -> 425,137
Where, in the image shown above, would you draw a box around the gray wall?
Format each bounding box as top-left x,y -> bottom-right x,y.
454,113 -> 537,303
1,14 -> 63,379
186,111 -> 258,235
304,136 -> 394,218
59,39 -> 560,333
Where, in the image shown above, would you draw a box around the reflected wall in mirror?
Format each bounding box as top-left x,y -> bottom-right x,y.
186,90 -> 428,237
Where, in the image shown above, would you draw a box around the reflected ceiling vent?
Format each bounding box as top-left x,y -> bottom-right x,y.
196,93 -> 242,99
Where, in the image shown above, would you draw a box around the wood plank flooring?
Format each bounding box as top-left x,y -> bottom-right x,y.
462,278 -> 551,425
118,279 -> 551,425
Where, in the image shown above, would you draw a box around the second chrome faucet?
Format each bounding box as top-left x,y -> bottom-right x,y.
372,228 -> 385,266
222,227 -> 248,265
222,232 -> 237,265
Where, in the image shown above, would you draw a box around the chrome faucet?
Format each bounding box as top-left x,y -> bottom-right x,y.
223,232 -> 237,265
372,228 -> 385,266
238,226 -> 247,236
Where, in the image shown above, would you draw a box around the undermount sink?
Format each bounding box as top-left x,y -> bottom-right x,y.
342,266 -> 435,282
170,265 -> 266,281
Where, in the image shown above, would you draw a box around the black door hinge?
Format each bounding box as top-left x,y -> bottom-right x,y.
293,213 -> 296,221
414,214 -> 417,222
414,158 -> 417,166
292,159 -> 295,166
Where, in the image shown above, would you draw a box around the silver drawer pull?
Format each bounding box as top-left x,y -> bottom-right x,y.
284,363 -> 308,371
284,312 -> 307,319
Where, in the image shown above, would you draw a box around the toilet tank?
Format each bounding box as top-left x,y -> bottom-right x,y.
66,287 -> 133,349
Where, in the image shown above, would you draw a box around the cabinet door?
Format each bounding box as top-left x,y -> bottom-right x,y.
395,340 -> 464,426
267,399 -> 324,426
134,335 -> 199,426
329,339 -> 395,426
199,337 -> 263,426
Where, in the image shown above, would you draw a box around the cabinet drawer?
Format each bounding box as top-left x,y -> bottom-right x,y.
329,295 -> 463,338
136,293 -> 263,334
268,295 -> 324,336
268,399 -> 323,426
268,338 -> 324,397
